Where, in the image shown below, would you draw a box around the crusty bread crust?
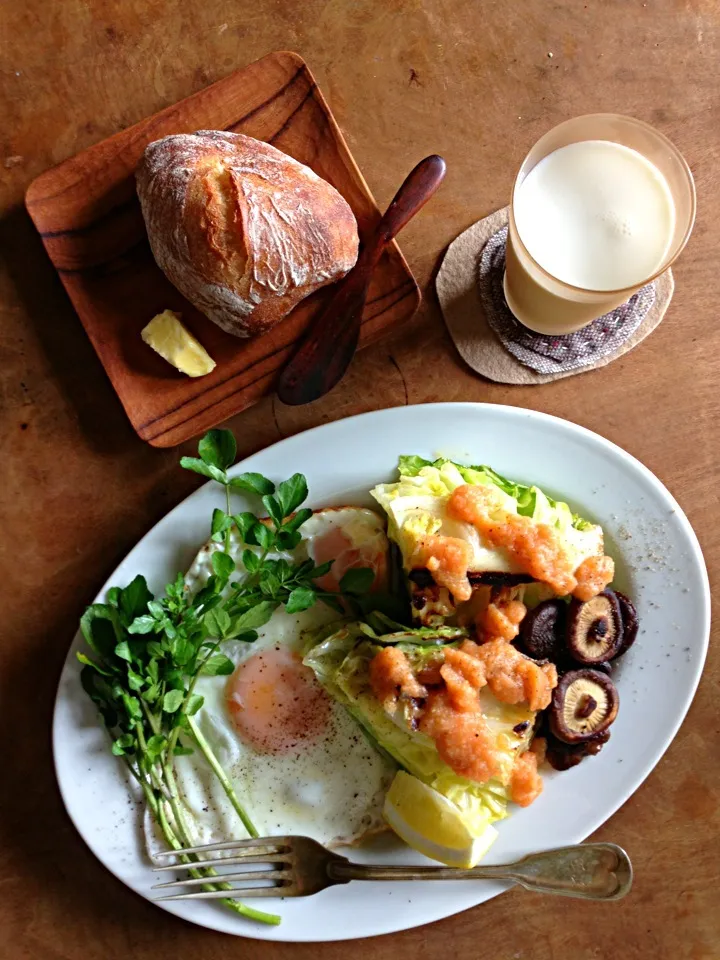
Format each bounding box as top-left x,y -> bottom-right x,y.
136,131 -> 359,338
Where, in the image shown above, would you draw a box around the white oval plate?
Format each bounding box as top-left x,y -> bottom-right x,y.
53,404 -> 710,942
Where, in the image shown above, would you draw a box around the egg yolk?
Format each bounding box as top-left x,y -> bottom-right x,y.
226,646 -> 331,754
308,523 -> 387,592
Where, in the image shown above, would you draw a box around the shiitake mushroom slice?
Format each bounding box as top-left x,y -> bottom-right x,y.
518,599 -> 566,660
614,591 -> 639,658
590,661 -> 613,676
566,590 -> 624,663
545,729 -> 611,770
549,669 -> 619,744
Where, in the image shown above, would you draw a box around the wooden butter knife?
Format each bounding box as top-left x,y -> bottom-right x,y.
276,154 -> 447,406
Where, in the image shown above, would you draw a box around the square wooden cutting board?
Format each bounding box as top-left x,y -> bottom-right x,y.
25,51 -> 421,447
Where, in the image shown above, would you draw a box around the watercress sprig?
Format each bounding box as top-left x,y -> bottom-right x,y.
78,427 -> 379,925
78,572 -> 278,923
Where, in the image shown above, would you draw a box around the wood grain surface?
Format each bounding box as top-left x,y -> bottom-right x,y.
1,1 -> 718,958
24,51 -> 420,446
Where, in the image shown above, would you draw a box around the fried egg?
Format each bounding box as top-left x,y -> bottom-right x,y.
164,507 -> 394,850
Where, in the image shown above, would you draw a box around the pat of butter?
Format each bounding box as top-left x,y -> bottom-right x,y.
141,310 -> 216,378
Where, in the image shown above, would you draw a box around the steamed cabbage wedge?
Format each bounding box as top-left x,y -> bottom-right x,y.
371,456 -> 605,623
372,456 -> 603,577
303,623 -> 536,840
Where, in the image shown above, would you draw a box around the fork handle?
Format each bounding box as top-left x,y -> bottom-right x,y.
329,843 -> 631,901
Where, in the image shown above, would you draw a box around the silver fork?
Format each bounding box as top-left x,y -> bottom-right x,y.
151,837 -> 632,901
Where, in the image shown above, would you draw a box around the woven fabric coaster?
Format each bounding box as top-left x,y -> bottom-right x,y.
437,206 -> 674,385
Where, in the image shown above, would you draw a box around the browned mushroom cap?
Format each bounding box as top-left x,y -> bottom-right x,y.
566,590 -> 623,663
545,729 -> 611,770
549,669 -> 619,744
614,591 -> 639,658
518,599 -> 566,660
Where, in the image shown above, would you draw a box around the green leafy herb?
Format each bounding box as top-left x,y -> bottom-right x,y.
128,615 -> 155,635
185,693 -> 205,716
229,472 -> 275,496
119,574 -> 153,624
114,640 -> 132,662
233,512 -> 257,540
211,508 -> 232,543
201,652 -> 235,676
339,567 -> 377,596
276,473 -> 308,516
162,689 -> 184,713
211,550 -> 235,581
282,508 -> 313,534
285,587 -> 316,614
262,494 -> 284,528
198,429 -> 237,472
179,458 -> 228,484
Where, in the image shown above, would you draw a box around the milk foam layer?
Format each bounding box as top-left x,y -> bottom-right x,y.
513,140 -> 675,291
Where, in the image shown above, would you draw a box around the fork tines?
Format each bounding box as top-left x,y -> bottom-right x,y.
152,836 -> 294,901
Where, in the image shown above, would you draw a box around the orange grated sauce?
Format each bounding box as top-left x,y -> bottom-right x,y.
509,749 -> 543,807
573,554 -> 615,600
410,534 -> 473,602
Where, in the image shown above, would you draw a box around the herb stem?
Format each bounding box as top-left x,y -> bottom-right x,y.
140,700 -> 162,737
135,720 -> 173,800
225,485 -> 232,553
156,801 -> 224,894
181,641 -> 220,715
187,715 -> 259,838
157,795 -> 280,925
240,521 -> 276,592
121,754 -> 159,813
165,638 -> 222,760
162,763 -> 193,835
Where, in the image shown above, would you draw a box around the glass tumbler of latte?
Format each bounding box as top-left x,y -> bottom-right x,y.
504,114 -> 696,334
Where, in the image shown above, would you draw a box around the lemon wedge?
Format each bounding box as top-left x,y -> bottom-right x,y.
383,771 -> 498,868
141,310 -> 216,377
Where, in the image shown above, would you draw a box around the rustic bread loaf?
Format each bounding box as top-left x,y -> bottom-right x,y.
136,131 -> 359,338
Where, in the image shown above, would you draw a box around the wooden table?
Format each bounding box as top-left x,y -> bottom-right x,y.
1,2 -> 718,957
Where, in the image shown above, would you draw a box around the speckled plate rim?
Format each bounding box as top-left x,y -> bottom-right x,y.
52,403 -> 711,942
